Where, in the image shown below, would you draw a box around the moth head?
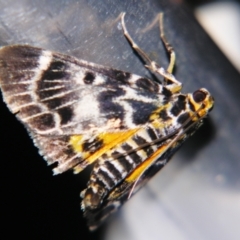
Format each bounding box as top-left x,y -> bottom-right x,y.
188,88 -> 214,120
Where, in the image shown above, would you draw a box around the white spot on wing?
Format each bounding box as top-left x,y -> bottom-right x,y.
29,50 -> 53,103
39,50 -> 53,70
127,74 -> 142,84
94,75 -> 106,85
74,70 -> 85,84
73,91 -> 101,125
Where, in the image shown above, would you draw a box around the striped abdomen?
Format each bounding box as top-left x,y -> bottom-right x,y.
81,124 -> 170,210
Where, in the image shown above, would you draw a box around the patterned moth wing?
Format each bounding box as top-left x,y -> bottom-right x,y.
0,45 -> 170,174
0,13 -> 214,230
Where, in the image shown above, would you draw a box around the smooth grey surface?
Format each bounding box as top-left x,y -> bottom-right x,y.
0,0 -> 240,239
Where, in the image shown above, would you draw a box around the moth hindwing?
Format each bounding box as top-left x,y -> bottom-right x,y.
0,12 -> 214,230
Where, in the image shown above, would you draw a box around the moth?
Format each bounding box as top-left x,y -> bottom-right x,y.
0,13 -> 214,230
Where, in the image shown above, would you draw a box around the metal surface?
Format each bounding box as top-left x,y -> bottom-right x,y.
0,0 -> 240,239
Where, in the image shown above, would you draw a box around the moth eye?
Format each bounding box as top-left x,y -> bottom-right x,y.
193,90 -> 207,103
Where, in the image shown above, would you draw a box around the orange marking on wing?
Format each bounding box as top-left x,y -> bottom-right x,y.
126,144 -> 168,182
71,129 -> 140,173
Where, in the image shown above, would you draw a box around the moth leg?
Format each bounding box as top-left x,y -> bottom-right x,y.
121,13 -> 155,69
121,13 -> 182,93
158,13 -> 182,92
159,13 -> 176,74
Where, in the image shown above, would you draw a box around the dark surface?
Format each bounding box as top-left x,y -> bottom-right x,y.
0,0 -> 240,240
